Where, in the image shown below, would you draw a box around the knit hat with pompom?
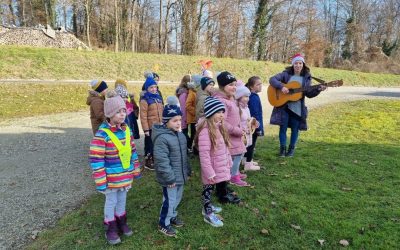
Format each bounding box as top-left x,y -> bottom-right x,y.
104,90 -> 126,118
162,96 -> 182,123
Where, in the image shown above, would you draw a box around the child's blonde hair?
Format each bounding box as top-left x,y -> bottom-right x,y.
194,116 -> 230,151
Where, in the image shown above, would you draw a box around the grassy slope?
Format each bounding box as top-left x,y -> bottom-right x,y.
1,45 -> 400,86
27,100 -> 400,249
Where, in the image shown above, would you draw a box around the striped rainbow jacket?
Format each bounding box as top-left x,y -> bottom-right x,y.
89,122 -> 141,191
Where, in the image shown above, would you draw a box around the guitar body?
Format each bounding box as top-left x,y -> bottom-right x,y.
267,81 -> 303,107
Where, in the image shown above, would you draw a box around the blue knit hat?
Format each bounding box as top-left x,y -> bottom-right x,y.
144,77 -> 157,90
204,96 -> 225,118
162,96 -> 182,123
201,77 -> 215,91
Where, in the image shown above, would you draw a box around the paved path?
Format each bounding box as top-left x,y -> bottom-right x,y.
0,86 -> 399,249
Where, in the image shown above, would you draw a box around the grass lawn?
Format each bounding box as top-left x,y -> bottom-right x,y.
0,83 -> 177,120
27,100 -> 400,249
1,45 -> 400,86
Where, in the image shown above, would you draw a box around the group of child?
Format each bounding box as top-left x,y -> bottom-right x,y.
87,53 -> 325,244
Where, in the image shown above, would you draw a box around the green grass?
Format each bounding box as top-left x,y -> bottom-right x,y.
27,100 -> 400,249
1,45 -> 400,86
0,83 -> 177,120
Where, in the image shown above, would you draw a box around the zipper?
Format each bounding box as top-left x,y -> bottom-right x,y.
176,132 -> 185,184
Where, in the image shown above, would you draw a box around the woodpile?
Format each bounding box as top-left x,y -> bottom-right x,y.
0,25 -> 89,50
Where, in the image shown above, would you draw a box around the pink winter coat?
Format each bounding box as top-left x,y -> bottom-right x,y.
176,87 -> 188,129
239,102 -> 252,147
198,119 -> 232,185
213,91 -> 246,156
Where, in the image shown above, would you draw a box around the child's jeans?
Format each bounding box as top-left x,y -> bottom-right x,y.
103,188 -> 128,222
159,185 -> 184,227
231,154 -> 244,176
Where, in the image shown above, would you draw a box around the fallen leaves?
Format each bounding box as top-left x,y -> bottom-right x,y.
31,230 -> 40,240
260,228 -> 270,235
339,239 -> 349,246
341,187 -> 353,191
317,239 -> 325,246
290,224 -> 301,231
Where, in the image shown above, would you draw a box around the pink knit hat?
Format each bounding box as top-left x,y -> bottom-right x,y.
291,53 -> 305,65
104,90 -> 126,118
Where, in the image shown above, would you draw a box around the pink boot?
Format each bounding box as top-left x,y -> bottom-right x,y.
244,162 -> 260,171
230,175 -> 250,187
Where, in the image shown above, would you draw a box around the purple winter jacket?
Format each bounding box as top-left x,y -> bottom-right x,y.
269,70 -> 321,131
213,90 -> 246,156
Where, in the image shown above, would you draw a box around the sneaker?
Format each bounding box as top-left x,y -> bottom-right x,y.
144,154 -> 155,170
230,175 -> 250,187
158,224 -> 176,237
203,213 -> 224,227
252,161 -> 259,166
202,204 -> 223,215
170,217 -> 184,227
239,173 -> 247,179
219,193 -> 241,204
244,162 -> 260,171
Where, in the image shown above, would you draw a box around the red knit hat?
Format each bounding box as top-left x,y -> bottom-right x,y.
291,53 -> 305,65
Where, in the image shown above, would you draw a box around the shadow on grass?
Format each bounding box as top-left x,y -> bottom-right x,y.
363,91 -> 400,98
24,135 -> 400,249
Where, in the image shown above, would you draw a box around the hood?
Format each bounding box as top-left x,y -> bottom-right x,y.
86,90 -> 104,105
176,87 -> 188,96
98,120 -> 127,132
152,124 -> 176,141
212,90 -> 232,101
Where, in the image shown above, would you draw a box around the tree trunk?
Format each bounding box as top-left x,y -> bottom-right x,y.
130,0 -> 137,52
159,0 -> 163,53
163,0 -> 171,54
85,0 -> 91,48
115,0 -> 119,52
9,0 -> 16,26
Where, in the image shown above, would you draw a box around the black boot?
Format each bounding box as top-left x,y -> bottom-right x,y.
279,145 -> 286,157
286,145 -> 295,157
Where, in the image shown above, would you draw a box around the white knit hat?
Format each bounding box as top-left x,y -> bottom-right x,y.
235,80 -> 250,100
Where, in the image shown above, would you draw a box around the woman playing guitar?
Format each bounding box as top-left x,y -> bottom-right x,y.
269,53 -> 327,157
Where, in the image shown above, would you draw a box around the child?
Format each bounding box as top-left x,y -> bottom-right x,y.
270,53 -> 326,157
87,79 -> 108,135
142,71 -> 163,100
214,71 -> 248,187
153,96 -> 191,237
176,75 -> 191,150
235,81 -> 260,172
185,80 -> 197,152
196,76 -> 215,121
115,79 -> 140,139
196,96 -> 236,227
140,76 -> 164,170
245,76 -> 264,166
89,90 -> 141,245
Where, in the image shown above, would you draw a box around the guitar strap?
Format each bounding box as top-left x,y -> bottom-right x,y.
311,76 -> 326,84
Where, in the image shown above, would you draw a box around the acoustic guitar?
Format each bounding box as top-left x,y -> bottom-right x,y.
267,78 -> 343,107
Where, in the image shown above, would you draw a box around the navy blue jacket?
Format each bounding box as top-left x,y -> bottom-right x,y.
248,92 -> 264,136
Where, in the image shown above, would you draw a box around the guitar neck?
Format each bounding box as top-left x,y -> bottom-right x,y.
291,84 -> 324,93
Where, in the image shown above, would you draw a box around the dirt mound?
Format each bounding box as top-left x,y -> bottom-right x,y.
0,25 -> 89,50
